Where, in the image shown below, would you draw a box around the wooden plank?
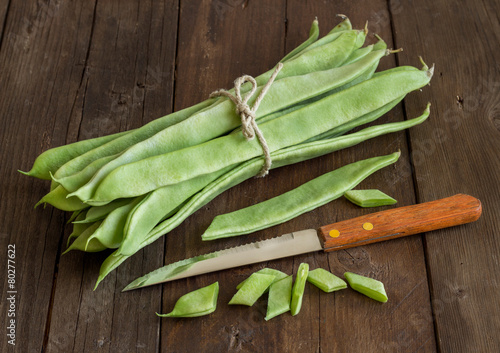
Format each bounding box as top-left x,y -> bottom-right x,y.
158,0 -> 290,351
44,0 -> 179,352
390,0 -> 500,351
0,0 -> 10,40
0,0 -> 100,351
283,2 -> 437,352
154,1 -> 436,352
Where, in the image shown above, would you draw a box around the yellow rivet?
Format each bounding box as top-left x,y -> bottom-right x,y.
363,222 -> 374,231
329,229 -> 340,238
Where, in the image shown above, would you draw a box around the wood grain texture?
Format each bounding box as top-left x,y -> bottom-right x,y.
159,1 -> 289,352
43,0 -> 178,352
284,1 -> 437,352
0,0 -> 498,352
319,194 -> 482,251
0,0 -> 98,352
391,0 -> 500,352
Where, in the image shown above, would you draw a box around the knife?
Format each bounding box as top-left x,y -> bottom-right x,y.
123,194 -> 481,291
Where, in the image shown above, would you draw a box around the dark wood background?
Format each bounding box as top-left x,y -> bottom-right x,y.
1,0 -> 499,352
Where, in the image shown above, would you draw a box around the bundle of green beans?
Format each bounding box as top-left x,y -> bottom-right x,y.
21,17 -> 433,288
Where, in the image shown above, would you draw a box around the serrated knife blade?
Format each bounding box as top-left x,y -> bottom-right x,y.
124,194 -> 481,291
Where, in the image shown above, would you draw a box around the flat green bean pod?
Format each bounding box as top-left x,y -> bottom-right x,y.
69,44 -> 381,201
116,51 -> 391,254
84,196 -> 145,250
53,24 -> 363,189
93,64 -> 432,202
202,152 -> 401,240
280,19 -> 319,62
19,130 -> 131,180
118,167 -> 233,256
52,100 -> 215,182
96,105 -> 430,288
63,221 -> 106,254
66,211 -> 91,246
35,184 -> 87,211
74,199 -> 132,224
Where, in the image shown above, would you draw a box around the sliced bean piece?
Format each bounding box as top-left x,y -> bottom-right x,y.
19,130 -> 130,180
157,282 -> 219,318
228,273 -> 275,306
344,189 -> 397,207
92,65 -> 432,202
35,184 -> 87,211
201,152 -> 400,240
281,19 -> 319,62
265,276 -> 293,321
236,268 -> 288,290
291,263 -> 309,316
307,268 -> 347,292
344,272 -> 388,303
96,106 -> 431,288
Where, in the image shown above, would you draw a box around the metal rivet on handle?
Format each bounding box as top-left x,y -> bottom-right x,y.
329,229 -> 340,238
362,222 -> 374,231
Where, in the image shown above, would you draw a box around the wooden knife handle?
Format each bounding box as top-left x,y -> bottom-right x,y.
318,194 -> 482,252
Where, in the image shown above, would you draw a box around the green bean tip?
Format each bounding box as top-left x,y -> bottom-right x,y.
18,169 -> 30,176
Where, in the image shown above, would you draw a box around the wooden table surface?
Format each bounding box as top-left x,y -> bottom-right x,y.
1,0 -> 499,352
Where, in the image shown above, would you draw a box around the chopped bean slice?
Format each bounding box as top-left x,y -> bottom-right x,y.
307,268 -> 347,292
344,189 -> 397,207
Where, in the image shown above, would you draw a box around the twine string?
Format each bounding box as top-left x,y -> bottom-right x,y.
210,63 -> 283,177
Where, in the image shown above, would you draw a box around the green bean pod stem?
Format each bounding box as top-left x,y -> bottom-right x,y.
91,64 -> 432,202
95,104 -> 430,288
201,151 -> 400,240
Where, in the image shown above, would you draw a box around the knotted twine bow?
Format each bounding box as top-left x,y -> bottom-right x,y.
210,63 -> 284,177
